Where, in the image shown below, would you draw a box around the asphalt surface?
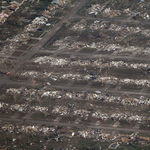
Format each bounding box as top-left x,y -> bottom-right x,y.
0,117 -> 149,134
73,14 -> 150,25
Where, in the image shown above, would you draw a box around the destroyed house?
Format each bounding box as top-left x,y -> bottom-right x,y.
51,0 -> 64,6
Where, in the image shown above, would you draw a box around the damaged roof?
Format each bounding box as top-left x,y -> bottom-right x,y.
51,0 -> 64,6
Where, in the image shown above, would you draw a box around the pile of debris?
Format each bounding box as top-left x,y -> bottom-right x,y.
71,19 -> 87,31
87,4 -> 121,18
103,8 -> 121,18
30,106 -> 48,112
10,103 -> 29,112
87,93 -> 150,106
1,123 -> 56,134
52,105 -> 69,115
0,102 -> 49,113
42,4 -> 58,19
0,100 -> 149,122
78,130 -> 150,146
1,123 -> 150,146
103,61 -> 150,69
92,112 -> 145,122
92,112 -> 109,120
42,91 -> 61,98
33,56 -> 68,66
89,20 -> 107,30
32,55 -> 99,67
74,109 -> 90,117
78,129 -> 115,141
9,32 -> 30,44
73,19 -> 150,40
32,55 -> 150,70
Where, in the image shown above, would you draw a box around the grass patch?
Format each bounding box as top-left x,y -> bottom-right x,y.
119,120 -> 135,128
30,31 -> 44,38
80,47 -> 97,53
31,112 -> 44,119
117,144 -> 150,150
17,44 -> 30,50
121,84 -> 143,91
73,81 -> 88,86
140,124 -> 150,130
91,82 -> 105,88
77,139 -> 109,150
60,116 -> 77,123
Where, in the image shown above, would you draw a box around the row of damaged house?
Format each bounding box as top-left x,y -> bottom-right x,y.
0,98 -> 150,123
0,123 -> 150,147
31,55 -> 150,70
20,70 -> 150,87
87,3 -> 150,20
6,86 -> 150,106
52,36 -> 150,55
71,19 -> 150,40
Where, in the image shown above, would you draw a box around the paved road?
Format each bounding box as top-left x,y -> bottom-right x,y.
2,78 -> 150,97
1,49 -> 150,63
73,14 -> 150,25
36,49 -> 150,63
0,116 -> 149,134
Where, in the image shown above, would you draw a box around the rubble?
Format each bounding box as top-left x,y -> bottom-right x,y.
78,129 -> 150,146
6,87 -> 150,106
71,19 -> 87,31
1,97 -> 148,122
41,91 -> 61,98
103,61 -> 150,69
32,55 -> 150,70
1,123 -> 55,134
10,103 -> 29,112
52,106 -> 68,115
33,56 -> 68,66
103,8 -> 121,18
20,70 -> 150,87
52,36 -> 150,55
87,4 -> 106,15
74,109 -> 90,117
30,106 -> 48,112
92,112 -> 145,123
